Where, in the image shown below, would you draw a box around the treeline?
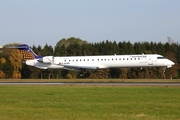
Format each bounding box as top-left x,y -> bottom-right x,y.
0,37 -> 180,79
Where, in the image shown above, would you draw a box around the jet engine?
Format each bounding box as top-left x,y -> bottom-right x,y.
38,56 -> 54,63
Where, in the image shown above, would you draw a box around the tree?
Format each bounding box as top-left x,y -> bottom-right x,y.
3,44 -> 23,78
157,42 -> 165,56
176,45 -> 180,64
133,42 -> 146,54
42,44 -> 53,56
165,51 -> 178,79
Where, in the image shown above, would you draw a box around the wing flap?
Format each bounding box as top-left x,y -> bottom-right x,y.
62,64 -> 98,70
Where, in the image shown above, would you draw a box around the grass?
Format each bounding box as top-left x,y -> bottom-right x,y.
0,86 -> 180,120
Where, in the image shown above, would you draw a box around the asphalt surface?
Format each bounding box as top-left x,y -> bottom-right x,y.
0,82 -> 180,86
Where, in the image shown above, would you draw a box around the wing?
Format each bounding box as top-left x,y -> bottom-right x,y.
62,64 -> 98,71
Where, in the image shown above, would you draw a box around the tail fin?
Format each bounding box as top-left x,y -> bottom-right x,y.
8,44 -> 43,61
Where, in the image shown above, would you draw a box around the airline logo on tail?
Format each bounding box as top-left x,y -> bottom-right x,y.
7,44 -> 43,61
20,50 -> 35,60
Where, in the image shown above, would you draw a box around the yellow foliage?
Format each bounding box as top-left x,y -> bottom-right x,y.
9,49 -> 23,70
4,47 -> 23,70
0,71 -> 6,78
66,74 -> 73,79
12,70 -> 21,79
0,58 -> 6,64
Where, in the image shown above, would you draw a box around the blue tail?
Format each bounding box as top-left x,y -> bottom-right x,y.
9,44 -> 43,60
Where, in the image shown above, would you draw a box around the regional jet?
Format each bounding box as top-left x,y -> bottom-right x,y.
8,44 -> 175,72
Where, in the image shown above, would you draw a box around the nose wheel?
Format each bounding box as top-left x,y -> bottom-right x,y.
162,67 -> 166,79
163,67 -> 166,73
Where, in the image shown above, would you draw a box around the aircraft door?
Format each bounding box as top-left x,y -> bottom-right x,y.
148,57 -> 153,65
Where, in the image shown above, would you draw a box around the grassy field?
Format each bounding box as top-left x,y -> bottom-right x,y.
0,85 -> 180,120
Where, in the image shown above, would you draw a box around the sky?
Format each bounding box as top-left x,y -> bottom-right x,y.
0,0 -> 180,47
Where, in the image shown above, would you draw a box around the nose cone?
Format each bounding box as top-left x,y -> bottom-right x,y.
167,60 -> 175,68
169,60 -> 175,65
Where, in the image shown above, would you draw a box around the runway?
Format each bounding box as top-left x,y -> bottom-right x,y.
0,82 -> 180,86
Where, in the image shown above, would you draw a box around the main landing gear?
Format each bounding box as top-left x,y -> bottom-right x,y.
79,69 -> 90,78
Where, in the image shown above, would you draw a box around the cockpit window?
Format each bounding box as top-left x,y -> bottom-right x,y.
157,57 -> 166,59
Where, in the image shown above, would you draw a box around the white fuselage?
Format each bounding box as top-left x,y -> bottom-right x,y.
25,54 -> 175,70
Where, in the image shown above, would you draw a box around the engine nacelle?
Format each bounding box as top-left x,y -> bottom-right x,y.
38,56 -> 54,64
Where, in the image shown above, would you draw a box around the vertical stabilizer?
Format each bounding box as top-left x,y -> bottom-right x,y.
8,44 -> 43,61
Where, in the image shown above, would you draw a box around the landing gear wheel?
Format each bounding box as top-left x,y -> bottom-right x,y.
162,67 -> 166,79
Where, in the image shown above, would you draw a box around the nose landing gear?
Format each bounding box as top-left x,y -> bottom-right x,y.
162,67 -> 166,79
163,67 -> 166,73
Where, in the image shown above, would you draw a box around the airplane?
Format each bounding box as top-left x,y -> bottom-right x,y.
8,44 -> 175,73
